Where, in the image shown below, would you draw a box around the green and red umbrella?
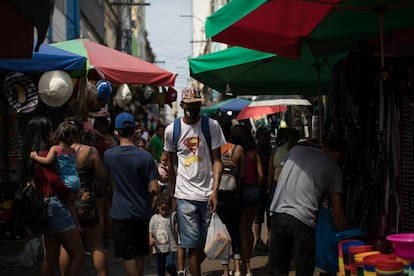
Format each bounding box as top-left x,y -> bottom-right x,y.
206,0 -> 414,64
51,39 -> 177,86
189,45 -> 345,96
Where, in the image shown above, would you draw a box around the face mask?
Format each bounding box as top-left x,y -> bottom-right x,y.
184,108 -> 200,121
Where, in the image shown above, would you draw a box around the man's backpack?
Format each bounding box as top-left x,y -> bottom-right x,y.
172,116 -> 211,150
218,143 -> 240,198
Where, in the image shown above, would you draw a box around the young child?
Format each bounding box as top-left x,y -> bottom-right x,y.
149,191 -> 178,276
30,120 -> 81,230
157,151 -> 169,192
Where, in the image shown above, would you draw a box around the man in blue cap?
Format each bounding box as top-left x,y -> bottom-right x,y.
104,112 -> 159,276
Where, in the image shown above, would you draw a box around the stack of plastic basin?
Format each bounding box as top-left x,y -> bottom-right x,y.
363,254 -> 394,276
339,240 -> 365,276
348,245 -> 373,275
354,251 -> 380,276
375,259 -> 404,275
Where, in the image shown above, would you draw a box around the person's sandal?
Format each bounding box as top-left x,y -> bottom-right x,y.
254,239 -> 268,252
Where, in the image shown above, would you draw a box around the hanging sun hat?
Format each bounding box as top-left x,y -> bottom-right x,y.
38,70 -> 74,107
114,83 -> 132,108
139,85 -> 156,105
3,72 -> 38,113
95,80 -> 112,101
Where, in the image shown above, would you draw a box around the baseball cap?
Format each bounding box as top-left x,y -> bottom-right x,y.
181,86 -> 204,103
115,112 -> 135,129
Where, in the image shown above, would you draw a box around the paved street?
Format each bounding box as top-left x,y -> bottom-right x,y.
80,217 -> 323,276
81,241 -> 270,276
81,225 -> 271,276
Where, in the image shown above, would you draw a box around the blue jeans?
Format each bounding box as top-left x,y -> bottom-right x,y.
269,213 -> 315,276
176,199 -> 210,248
155,252 -> 177,276
45,195 -> 76,234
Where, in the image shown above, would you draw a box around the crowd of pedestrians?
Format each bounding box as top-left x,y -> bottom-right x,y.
22,86 -> 345,276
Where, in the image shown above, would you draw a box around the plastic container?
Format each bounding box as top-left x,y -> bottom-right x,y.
363,254 -> 393,276
339,240 -> 365,276
376,259 -> 403,276
387,233 -> 414,259
348,245 -> 373,276
355,251 -> 380,276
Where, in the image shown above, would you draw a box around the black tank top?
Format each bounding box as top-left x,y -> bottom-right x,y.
76,145 -> 94,192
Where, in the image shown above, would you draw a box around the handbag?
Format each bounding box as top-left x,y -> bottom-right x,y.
13,179 -> 49,228
75,191 -> 99,227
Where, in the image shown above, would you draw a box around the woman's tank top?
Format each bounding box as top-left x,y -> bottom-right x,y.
242,150 -> 257,184
75,145 -> 94,191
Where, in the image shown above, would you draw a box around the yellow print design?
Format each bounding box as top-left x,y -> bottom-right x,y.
184,155 -> 202,168
183,136 -> 202,167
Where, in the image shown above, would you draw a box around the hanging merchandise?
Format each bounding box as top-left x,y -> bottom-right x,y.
156,87 -> 167,106
95,80 -> 112,101
3,72 -> 38,113
115,83 -> 132,108
165,87 -> 177,107
85,81 -> 104,112
37,70 -> 74,107
139,85 -> 156,105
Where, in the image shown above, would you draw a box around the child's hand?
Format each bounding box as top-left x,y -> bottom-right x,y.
30,151 -> 37,159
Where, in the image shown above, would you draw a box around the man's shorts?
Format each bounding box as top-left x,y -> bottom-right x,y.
176,199 -> 211,248
112,219 -> 149,260
46,195 -> 76,234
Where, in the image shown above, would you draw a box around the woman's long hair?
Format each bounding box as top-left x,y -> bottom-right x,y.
230,124 -> 256,150
20,117 -> 53,183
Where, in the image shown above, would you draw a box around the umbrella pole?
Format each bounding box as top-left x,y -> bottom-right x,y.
379,9 -> 385,68
317,62 -> 323,144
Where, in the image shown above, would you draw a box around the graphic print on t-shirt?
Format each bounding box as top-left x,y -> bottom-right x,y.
183,136 -> 201,168
183,136 -> 200,154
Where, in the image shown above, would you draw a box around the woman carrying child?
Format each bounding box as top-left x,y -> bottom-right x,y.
30,120 -> 82,230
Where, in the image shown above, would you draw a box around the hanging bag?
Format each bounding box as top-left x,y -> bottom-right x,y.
75,192 -> 99,227
13,167 -> 50,230
204,212 -> 232,260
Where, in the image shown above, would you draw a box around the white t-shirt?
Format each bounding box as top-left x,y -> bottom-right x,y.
164,117 -> 226,201
149,213 -> 177,254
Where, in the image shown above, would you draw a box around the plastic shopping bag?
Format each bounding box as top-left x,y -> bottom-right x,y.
204,212 -> 232,260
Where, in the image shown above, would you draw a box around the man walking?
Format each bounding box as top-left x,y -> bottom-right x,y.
164,87 -> 226,276
268,139 -> 345,276
104,112 -> 159,276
